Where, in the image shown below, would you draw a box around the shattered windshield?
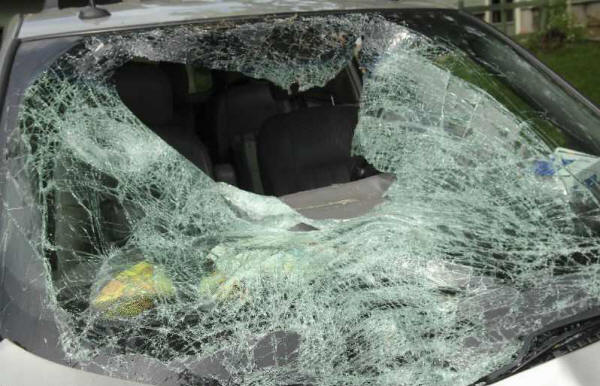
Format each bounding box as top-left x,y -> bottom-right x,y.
3,10 -> 600,386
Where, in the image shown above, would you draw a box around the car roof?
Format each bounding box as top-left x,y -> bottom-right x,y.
18,0 -> 456,40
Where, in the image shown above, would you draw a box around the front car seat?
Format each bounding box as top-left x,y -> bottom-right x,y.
257,106 -> 359,196
114,62 -> 213,177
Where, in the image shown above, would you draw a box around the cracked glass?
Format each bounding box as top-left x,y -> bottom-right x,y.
3,11 -> 600,386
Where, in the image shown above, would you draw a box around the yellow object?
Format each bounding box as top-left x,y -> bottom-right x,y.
197,245 -> 309,303
198,270 -> 246,301
91,261 -> 174,318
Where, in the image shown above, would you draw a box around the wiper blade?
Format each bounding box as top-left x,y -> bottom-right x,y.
474,307 -> 600,385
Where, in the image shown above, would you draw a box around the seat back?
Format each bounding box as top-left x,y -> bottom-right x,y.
114,62 -> 175,128
257,106 -> 359,196
212,82 -> 285,161
114,62 -> 213,176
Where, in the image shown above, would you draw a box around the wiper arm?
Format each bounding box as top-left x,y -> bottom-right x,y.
474,307 -> 600,385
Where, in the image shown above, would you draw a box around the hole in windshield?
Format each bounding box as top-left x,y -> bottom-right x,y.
110,60 -> 380,199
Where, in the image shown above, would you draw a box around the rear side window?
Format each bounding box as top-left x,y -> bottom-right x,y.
2,11 -> 600,386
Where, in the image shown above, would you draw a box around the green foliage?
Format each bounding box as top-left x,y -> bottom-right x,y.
534,41 -> 600,105
524,0 -> 586,51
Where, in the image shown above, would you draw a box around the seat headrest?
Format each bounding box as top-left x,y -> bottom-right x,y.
114,62 -> 173,127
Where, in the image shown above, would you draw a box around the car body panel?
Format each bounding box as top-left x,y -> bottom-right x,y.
19,0 -> 455,40
0,339 -> 151,386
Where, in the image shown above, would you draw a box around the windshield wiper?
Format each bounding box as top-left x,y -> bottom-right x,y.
474,307 -> 600,385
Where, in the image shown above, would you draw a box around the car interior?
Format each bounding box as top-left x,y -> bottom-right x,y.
50,60 -> 396,296
111,60 -> 390,213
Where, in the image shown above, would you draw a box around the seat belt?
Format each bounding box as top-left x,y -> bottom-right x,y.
241,133 -> 265,195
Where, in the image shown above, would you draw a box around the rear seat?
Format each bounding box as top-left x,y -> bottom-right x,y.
210,66 -> 363,194
212,82 -> 289,161
257,106 -> 359,196
211,81 -> 296,191
114,62 -> 213,177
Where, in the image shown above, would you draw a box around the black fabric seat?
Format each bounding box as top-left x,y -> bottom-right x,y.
257,106 -> 359,196
114,62 -> 213,177
212,82 -> 284,161
212,81 -> 300,192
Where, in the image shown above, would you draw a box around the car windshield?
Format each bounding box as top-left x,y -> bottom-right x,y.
3,9 -> 600,386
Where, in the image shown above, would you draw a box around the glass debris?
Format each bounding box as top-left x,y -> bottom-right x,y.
3,12 -> 600,386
